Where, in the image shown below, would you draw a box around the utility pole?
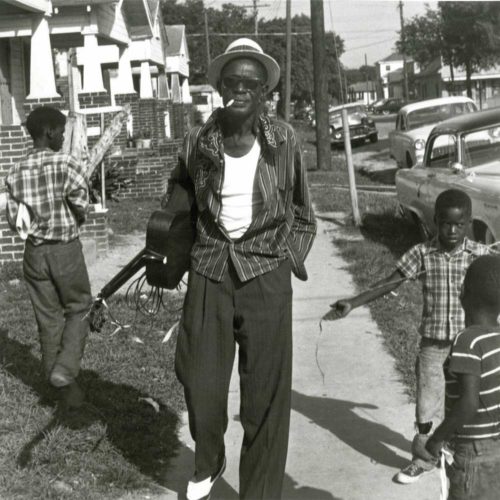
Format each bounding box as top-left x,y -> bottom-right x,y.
284,0 -> 291,121
399,1 -> 409,100
333,33 -> 343,104
240,1 -> 270,37
204,10 -> 211,68
310,0 -> 331,170
253,0 -> 258,36
364,53 -> 369,105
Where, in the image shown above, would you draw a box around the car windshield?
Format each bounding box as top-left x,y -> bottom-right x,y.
407,102 -> 475,130
461,126 -> 500,168
330,105 -> 366,121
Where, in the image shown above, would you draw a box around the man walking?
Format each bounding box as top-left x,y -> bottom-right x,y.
165,38 -> 316,499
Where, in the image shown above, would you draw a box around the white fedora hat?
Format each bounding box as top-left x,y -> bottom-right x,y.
208,38 -> 281,92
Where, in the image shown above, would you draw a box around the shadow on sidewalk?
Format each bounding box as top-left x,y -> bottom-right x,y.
292,390 -> 410,469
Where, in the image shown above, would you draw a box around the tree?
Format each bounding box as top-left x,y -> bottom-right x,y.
161,1 -> 345,104
345,65 -> 377,86
398,1 -> 500,98
396,6 -> 442,68
440,1 -> 500,97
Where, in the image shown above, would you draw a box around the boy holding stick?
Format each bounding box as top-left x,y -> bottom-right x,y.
5,106 -> 92,410
327,189 -> 490,483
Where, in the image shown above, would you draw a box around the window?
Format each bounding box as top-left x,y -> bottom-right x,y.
427,134 -> 457,168
192,94 -> 208,105
462,127 -> 500,168
386,65 -> 391,71
407,102 -> 476,130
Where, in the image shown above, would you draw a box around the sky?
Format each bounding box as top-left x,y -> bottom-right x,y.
204,0 -> 438,68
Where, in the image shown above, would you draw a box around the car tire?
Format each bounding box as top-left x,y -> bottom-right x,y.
369,133 -> 378,143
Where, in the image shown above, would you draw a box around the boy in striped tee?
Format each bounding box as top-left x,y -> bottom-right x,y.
422,255 -> 500,499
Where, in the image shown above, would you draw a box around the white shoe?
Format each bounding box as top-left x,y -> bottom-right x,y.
186,457 -> 226,500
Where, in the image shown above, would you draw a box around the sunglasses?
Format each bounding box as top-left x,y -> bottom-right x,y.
222,76 -> 264,91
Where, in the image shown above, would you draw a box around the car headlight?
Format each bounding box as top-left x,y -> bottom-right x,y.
414,139 -> 425,151
334,132 -> 342,139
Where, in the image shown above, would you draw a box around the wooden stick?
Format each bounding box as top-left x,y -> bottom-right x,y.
342,108 -> 362,226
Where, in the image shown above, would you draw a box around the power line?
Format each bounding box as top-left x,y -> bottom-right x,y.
186,31 -> 311,37
344,37 -> 396,52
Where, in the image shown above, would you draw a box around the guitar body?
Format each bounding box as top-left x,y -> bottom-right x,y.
145,209 -> 196,289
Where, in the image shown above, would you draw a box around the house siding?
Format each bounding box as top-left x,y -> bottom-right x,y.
97,4 -> 129,45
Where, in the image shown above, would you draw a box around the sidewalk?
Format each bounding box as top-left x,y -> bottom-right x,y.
122,215 -> 441,500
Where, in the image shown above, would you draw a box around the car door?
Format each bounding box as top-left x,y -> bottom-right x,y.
390,112 -> 407,166
418,133 -> 459,231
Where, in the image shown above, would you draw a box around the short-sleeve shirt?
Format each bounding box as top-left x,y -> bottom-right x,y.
5,148 -> 89,244
445,325 -> 500,440
396,237 -> 490,340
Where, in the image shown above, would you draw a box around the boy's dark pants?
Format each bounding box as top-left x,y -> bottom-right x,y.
447,437 -> 500,500
176,260 -> 293,500
23,238 -> 92,386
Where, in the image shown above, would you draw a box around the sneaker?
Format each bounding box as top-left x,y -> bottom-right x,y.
395,460 -> 435,484
186,457 -> 226,500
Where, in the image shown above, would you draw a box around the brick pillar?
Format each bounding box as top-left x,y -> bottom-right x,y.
23,96 -> 68,117
80,205 -> 109,257
116,93 -> 139,147
0,125 -> 31,264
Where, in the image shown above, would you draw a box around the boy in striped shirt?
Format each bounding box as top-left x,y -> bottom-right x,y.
422,255 -> 500,499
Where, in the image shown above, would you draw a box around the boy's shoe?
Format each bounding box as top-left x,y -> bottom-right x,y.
395,460 -> 436,484
186,457 -> 226,500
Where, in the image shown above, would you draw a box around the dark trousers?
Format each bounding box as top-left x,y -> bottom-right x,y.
23,238 -> 92,386
176,260 -> 293,500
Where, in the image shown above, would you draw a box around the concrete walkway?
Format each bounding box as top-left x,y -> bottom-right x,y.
121,216 -> 441,500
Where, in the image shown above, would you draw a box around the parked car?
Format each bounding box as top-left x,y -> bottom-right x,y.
367,98 -> 385,114
373,98 -> 406,115
389,96 -> 477,169
294,103 -> 313,121
328,103 -> 378,147
396,108 -> 500,243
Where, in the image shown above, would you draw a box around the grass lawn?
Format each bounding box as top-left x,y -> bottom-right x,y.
0,253 -> 184,499
107,197 -> 163,236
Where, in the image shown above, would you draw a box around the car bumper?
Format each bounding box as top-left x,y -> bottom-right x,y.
331,127 -> 377,144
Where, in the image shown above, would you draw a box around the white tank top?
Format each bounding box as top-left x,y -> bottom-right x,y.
220,139 -> 263,239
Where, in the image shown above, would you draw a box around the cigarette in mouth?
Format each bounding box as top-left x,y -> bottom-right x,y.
225,99 -> 235,108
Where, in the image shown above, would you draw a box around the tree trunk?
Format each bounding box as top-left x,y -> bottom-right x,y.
465,60 -> 472,99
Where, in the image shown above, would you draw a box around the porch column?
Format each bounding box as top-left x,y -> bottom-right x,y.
181,77 -> 192,103
116,45 -> 135,94
27,15 -> 59,98
81,33 -> 105,92
170,73 -> 181,103
139,61 -> 153,98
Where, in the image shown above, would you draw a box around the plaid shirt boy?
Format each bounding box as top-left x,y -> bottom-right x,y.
396,237 -> 490,341
5,148 -> 89,244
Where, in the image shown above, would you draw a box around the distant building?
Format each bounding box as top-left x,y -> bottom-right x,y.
165,24 -> 191,103
347,81 -> 377,105
376,52 -> 413,99
190,84 -> 222,123
414,57 -> 500,109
